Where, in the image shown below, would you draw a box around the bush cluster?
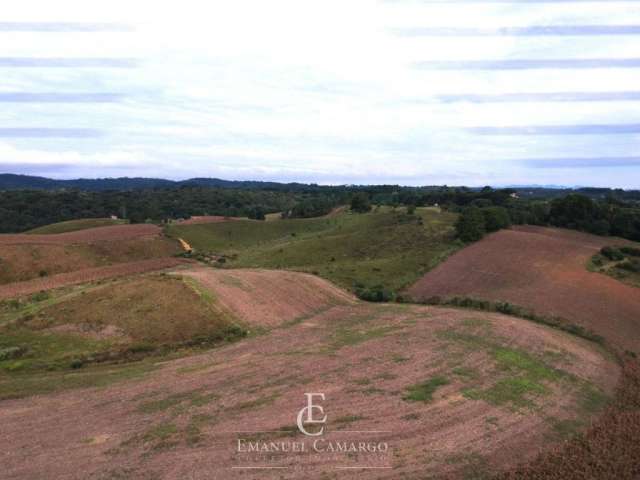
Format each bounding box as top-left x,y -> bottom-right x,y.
354,284 -> 395,302
455,206 -> 511,242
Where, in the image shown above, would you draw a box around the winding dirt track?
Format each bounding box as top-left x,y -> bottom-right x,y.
0,258 -> 190,299
0,224 -> 162,245
408,225 -> 640,353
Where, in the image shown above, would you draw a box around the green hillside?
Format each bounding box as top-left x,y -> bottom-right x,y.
26,218 -> 127,234
167,207 -> 460,293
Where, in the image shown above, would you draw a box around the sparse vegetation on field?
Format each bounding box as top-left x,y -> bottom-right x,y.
589,245 -> 640,288
0,274 -> 246,398
168,207 -> 460,294
421,296 -> 605,345
403,376 -> 450,403
0,236 -> 180,285
26,218 -> 128,235
496,358 -> 640,480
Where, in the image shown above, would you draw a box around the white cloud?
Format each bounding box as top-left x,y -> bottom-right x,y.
1,0 -> 640,186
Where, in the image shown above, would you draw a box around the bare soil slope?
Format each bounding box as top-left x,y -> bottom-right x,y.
0,224 -> 161,245
0,302 -> 618,480
0,225 -> 180,284
178,266 -> 356,327
0,258 -> 189,299
408,226 -> 640,353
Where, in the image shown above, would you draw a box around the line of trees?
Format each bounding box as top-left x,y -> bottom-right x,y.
455,193 -> 640,243
1,183 -> 639,241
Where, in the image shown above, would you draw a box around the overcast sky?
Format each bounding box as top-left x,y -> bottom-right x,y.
2,0 -> 640,187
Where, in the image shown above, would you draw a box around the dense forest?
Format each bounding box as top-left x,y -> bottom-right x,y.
0,174 -> 639,240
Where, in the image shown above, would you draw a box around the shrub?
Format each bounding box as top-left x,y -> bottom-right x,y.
0,346 -> 26,361
591,254 -> 605,267
69,358 -> 85,369
601,246 -> 625,261
620,246 -> 640,257
619,259 -> 640,273
350,193 -> 372,213
355,285 -> 395,302
455,207 -> 486,242
480,206 -> 511,233
29,291 -> 50,303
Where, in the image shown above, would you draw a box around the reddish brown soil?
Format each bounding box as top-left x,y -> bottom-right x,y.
408,226 -> 640,353
0,224 -> 162,245
178,267 -> 356,328
0,302 -> 618,480
0,258 -> 189,299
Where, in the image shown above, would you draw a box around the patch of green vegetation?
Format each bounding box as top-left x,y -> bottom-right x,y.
451,337 -> 565,409
352,377 -> 371,385
437,322 -> 584,410
391,354 -> 410,363
328,324 -> 401,351
334,414 -> 366,426
0,275 -> 250,399
403,376 -> 450,403
492,347 -> 565,382
452,366 -> 479,379
143,422 -> 178,442
578,383 -> 611,414
0,329 -> 112,373
186,413 -> 215,446
464,378 -> 548,409
426,296 -> 606,345
588,246 -> 640,288
549,418 -> 586,440
167,208 -> 460,295
26,218 -> 127,234
0,360 -> 157,400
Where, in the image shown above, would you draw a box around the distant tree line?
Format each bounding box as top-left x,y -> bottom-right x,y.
455,192 -> 640,243
1,181 -> 639,242
0,188 -> 345,233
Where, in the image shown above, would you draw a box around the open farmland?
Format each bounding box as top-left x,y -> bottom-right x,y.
0,265 -> 618,479
0,224 -> 181,284
408,225 -> 640,354
26,218 -> 128,235
167,207 -> 461,293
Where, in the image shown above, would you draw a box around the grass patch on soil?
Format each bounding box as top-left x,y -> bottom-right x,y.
423,296 -> 606,346
0,237 -> 180,285
435,318 -> 608,413
26,218 -> 127,234
403,376 -> 450,403
137,389 -> 218,414
0,359 -> 157,400
589,247 -> 640,288
167,207 -> 460,295
0,275 -> 247,398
